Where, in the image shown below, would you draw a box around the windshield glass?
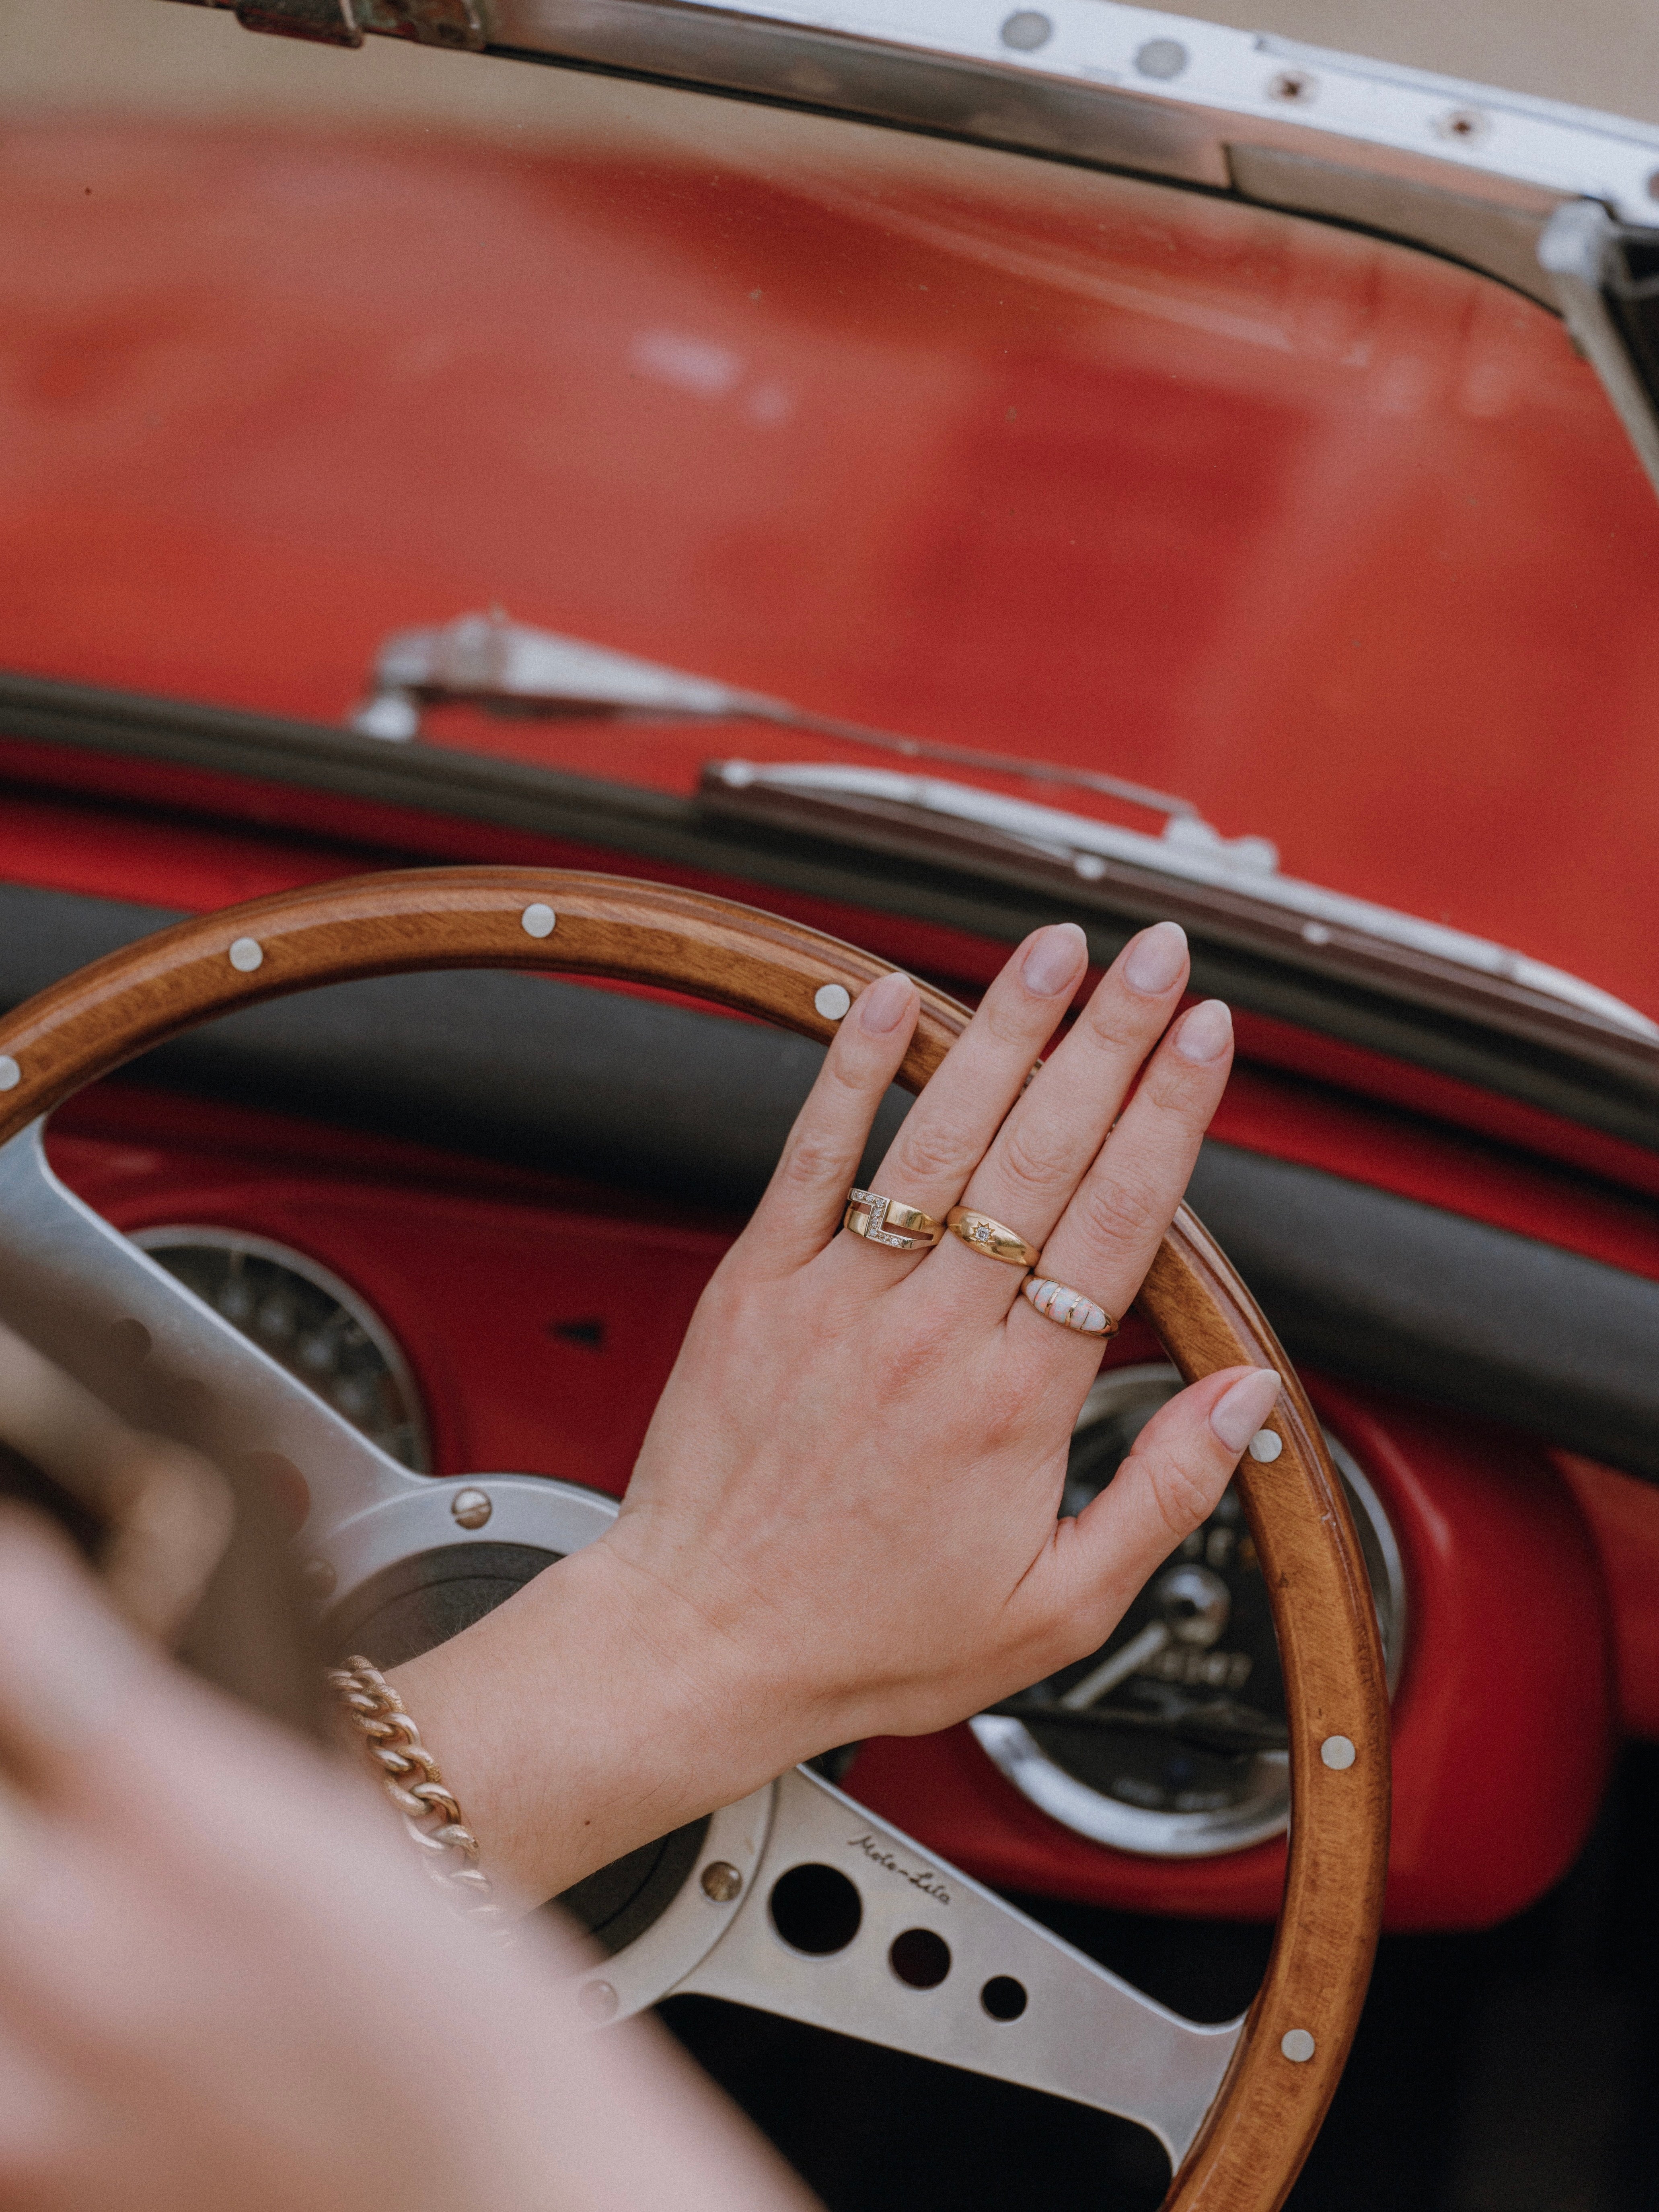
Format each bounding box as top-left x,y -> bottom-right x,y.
5,1 -> 1659,1019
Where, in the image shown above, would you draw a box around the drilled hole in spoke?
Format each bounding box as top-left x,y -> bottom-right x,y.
889,1928 -> 951,1989
981,1976 -> 1028,2021
769,1863 -> 862,1955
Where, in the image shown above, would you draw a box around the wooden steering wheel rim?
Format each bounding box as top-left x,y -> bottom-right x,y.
0,865 -> 1389,2212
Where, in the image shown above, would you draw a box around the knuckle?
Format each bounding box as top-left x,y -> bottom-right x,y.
1079,1000 -> 1151,1060
1130,1445 -> 1215,1546
995,1120 -> 1075,1207
890,1115 -> 975,1187
1143,1051 -> 1220,1122
1072,1172 -> 1162,1254
775,1131 -> 844,1193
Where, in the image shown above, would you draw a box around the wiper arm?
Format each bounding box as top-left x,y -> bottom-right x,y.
350,609 -> 1203,828
349,612 -> 1658,1054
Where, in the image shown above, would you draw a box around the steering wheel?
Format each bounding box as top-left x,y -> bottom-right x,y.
0,866 -> 1388,2212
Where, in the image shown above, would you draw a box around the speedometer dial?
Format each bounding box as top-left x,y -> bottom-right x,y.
132,1227 -> 430,1472
971,1363 -> 1404,1857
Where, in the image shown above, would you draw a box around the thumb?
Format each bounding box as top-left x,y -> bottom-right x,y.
1051,1366 -> 1282,1644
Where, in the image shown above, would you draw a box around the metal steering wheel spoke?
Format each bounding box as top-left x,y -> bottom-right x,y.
0,1119 -> 419,1536
675,1764 -> 1241,2168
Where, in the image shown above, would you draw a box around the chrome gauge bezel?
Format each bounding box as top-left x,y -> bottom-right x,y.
970,1363 -> 1407,1859
130,1225 -> 432,1473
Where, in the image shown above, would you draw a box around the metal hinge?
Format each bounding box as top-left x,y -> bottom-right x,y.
1540,200 -> 1659,501
167,0 -> 485,50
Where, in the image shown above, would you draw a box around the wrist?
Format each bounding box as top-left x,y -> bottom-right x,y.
384,1536 -> 801,1905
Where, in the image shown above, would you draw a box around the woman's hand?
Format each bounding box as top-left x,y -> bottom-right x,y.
0,1511 -> 814,2212
396,921 -> 1281,1903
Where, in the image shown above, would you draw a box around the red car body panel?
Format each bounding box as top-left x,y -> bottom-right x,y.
3,117 -> 1659,1017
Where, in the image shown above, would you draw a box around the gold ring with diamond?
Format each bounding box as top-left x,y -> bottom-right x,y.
843,1187 -> 945,1251
945,1207 -> 1042,1269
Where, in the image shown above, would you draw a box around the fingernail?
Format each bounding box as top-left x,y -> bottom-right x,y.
859,970 -> 915,1035
1174,999 -> 1232,1063
1021,923 -> 1087,998
1122,921 -> 1188,997
1211,1369 -> 1282,1454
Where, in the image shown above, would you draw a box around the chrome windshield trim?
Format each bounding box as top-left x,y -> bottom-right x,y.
479,0 -> 1659,235
174,0 -> 1659,487
175,0 -> 1659,266
702,759 -> 1659,1048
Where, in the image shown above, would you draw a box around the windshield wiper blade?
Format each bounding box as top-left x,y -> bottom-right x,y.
349,609 -> 1206,828
700,759 -> 1659,1052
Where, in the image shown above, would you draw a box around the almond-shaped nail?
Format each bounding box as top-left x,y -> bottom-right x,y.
1122,921 -> 1188,997
1211,1369 -> 1282,1454
1174,998 -> 1232,1063
1021,923 -> 1087,998
859,970 -> 915,1035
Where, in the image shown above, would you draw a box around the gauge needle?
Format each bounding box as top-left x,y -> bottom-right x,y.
1058,1620 -> 1171,1710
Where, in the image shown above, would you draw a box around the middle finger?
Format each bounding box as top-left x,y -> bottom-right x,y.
933,919 -> 1192,1304
848,922 -> 1091,1263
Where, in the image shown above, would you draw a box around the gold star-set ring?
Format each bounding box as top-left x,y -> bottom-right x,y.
842,1189 -> 1118,1338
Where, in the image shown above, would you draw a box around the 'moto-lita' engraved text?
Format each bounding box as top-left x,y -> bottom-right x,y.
847,1832 -> 953,1905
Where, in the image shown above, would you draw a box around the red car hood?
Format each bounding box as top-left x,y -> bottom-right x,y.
4,111 -> 1657,1016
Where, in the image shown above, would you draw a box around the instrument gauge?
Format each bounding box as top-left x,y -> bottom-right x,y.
132,1227 -> 430,1472
971,1363 -> 1404,1858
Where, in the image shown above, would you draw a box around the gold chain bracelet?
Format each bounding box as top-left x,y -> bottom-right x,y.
326,1654 -> 508,1936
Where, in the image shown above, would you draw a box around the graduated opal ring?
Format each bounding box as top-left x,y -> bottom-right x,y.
945,1207 -> 1043,1269
843,1187 -> 945,1251
1022,1275 -> 1119,1338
